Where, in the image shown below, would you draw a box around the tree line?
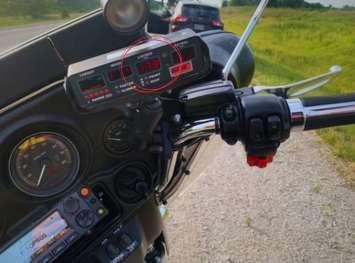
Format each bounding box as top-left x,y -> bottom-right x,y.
0,0 -> 100,18
231,0 -> 329,9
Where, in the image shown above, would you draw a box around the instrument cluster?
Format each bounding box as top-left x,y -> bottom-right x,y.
8,132 -> 80,197
65,29 -> 211,112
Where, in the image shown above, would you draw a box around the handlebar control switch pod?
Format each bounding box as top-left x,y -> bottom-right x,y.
217,94 -> 291,168
237,94 -> 291,168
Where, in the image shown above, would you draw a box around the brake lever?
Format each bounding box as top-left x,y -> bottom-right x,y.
253,65 -> 342,97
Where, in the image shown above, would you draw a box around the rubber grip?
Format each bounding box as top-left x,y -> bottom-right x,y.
301,94 -> 355,130
302,94 -> 355,107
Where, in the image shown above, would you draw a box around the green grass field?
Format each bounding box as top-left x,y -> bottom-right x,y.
0,13 -> 83,28
222,7 -> 355,165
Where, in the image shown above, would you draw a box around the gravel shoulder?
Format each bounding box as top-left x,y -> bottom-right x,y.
167,133 -> 355,263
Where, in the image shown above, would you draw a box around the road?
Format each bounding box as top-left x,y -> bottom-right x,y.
0,22 -> 62,52
1,23 -> 355,263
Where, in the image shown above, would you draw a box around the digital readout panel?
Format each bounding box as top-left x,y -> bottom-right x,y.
137,58 -> 161,75
172,47 -> 195,64
0,211 -> 68,263
108,66 -> 133,82
79,75 -> 106,92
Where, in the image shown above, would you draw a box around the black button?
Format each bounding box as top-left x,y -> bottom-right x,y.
75,209 -> 96,228
105,242 -> 121,259
63,197 -> 80,214
52,242 -> 66,256
38,254 -> 52,263
65,232 -> 79,245
267,115 -> 282,140
249,118 -> 264,142
119,234 -> 132,248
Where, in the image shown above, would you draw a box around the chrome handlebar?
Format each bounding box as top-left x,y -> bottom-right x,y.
288,97 -> 355,131
175,118 -> 217,146
174,95 -> 355,147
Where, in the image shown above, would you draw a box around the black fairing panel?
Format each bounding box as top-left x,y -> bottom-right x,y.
0,39 -> 65,108
200,30 -> 255,88
0,11 -> 143,109
48,12 -> 143,65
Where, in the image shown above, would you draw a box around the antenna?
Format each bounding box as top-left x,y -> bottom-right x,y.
222,0 -> 270,80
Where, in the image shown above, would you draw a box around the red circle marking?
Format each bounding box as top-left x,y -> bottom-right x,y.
119,35 -> 183,94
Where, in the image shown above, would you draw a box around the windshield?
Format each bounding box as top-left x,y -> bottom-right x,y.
182,5 -> 220,19
0,0 -> 100,53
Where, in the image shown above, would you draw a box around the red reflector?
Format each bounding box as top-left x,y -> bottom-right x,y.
169,61 -> 193,77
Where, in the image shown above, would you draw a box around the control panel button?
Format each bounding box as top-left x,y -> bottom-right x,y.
80,187 -> 90,198
90,197 -> 97,205
75,209 -> 96,228
65,232 -> 79,245
105,242 -> 122,259
267,115 -> 282,140
119,234 -> 133,248
63,197 -> 80,214
249,118 -> 264,142
52,242 -> 67,256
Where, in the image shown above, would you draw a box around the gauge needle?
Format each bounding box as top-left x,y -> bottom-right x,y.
37,164 -> 47,187
107,138 -> 122,142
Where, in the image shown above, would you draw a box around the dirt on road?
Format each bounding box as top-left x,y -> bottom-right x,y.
167,133 -> 355,263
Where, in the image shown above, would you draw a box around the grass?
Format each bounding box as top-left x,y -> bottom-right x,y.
222,7 -> 355,166
0,13 -> 84,28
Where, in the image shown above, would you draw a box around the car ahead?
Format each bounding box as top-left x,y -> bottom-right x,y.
170,1 -> 224,33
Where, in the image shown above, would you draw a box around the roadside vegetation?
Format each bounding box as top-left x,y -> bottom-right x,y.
0,13 -> 84,27
222,7 -> 355,169
0,0 -> 99,27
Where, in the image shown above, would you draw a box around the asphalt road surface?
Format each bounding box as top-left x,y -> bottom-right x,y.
1,23 -> 355,263
0,22 -> 63,52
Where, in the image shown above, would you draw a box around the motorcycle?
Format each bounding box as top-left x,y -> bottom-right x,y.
0,0 -> 354,262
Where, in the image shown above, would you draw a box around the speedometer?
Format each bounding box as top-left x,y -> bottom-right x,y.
9,133 -> 80,197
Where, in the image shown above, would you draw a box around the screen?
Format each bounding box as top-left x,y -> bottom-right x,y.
108,66 -> 132,82
173,47 -> 195,64
79,75 -> 106,91
137,58 -> 161,75
0,211 -> 69,263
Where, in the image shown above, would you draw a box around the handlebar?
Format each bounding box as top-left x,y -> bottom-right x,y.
288,94 -> 355,131
174,82 -> 355,148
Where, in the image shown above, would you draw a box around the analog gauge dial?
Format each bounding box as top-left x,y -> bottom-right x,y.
9,133 -> 80,197
104,120 -> 132,155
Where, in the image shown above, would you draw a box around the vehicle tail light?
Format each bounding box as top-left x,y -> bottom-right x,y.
174,15 -> 189,23
212,19 -> 223,27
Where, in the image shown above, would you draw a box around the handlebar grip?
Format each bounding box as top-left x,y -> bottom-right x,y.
301,94 -> 355,107
289,94 -> 355,131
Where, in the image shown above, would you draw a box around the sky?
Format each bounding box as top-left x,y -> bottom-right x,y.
306,0 -> 355,7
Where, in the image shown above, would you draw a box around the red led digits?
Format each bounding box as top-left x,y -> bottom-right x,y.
137,58 -> 161,75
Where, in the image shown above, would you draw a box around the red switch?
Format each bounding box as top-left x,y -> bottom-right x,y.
247,155 -> 274,168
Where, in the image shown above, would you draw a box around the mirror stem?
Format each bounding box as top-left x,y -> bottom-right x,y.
222,0 -> 270,80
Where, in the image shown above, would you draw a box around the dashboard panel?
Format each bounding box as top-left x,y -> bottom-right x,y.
0,84 -> 158,255
66,29 -> 211,112
0,8 -> 248,261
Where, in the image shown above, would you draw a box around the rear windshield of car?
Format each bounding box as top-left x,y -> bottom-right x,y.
182,5 -> 220,19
